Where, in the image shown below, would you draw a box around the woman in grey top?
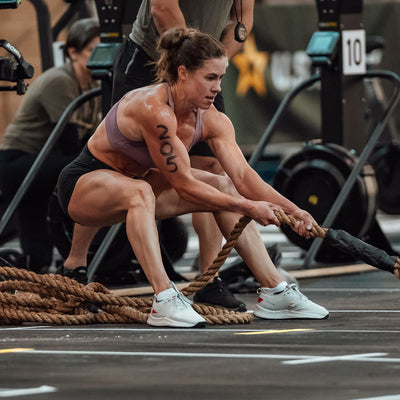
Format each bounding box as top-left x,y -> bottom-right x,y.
0,18 -> 101,272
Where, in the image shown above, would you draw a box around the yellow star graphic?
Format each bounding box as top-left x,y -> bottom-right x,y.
232,34 -> 268,97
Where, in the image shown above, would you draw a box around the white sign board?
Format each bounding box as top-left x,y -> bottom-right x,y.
342,29 -> 366,75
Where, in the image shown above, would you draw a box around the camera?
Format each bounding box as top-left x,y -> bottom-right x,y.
0,0 -> 34,94
0,0 -> 21,9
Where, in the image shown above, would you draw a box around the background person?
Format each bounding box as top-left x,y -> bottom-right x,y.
0,18 -> 101,273
57,27 -> 329,328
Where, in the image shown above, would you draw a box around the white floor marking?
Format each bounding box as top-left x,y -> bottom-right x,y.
1,327 -> 400,334
350,395 -> 400,400
0,385 -> 57,397
7,349 -> 400,366
304,288 -> 400,292
235,329 -> 313,335
282,352 -> 387,365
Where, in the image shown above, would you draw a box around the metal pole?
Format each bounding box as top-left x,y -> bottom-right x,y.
248,74 -> 320,168
28,0 -> 54,71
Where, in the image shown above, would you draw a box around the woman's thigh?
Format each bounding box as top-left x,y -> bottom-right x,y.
68,169 -> 154,226
148,168 -> 236,220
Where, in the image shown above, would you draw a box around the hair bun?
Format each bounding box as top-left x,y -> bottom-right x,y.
158,27 -> 189,51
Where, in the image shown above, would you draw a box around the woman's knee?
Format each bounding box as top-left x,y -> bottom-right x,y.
211,175 -> 237,196
126,181 -> 156,210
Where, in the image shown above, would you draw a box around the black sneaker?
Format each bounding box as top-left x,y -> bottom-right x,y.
193,277 -> 247,311
55,265 -> 88,285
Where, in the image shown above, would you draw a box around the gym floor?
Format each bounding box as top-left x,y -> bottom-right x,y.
1,213 -> 400,399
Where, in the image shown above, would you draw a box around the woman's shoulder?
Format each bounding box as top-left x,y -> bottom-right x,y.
121,83 -> 172,117
202,105 -> 232,129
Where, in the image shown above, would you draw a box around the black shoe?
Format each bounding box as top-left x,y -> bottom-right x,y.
193,277 -> 247,312
55,265 -> 88,285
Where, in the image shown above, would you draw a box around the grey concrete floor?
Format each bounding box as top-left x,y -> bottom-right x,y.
1,211 -> 399,399
0,271 -> 400,400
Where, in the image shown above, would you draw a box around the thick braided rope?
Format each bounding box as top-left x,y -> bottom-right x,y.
181,216 -> 252,296
273,210 -> 327,238
0,216 -> 254,326
394,259 -> 400,279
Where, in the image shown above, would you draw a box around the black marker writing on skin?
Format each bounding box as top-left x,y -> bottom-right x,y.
157,124 -> 177,172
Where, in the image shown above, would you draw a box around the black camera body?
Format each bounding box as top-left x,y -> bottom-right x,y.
0,39 -> 34,94
0,1 -> 34,94
0,0 -> 21,9
0,57 -> 18,81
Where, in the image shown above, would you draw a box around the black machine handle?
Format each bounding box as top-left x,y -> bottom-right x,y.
303,70 -> 400,266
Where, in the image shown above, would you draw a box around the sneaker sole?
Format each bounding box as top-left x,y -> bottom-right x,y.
147,315 -> 206,328
254,309 -> 329,320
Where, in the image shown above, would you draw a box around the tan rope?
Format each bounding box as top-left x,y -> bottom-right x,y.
2,210 -> 396,326
181,216 -> 251,296
0,216 -> 253,326
394,260 -> 400,280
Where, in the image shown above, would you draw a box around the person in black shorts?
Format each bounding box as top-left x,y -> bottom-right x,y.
59,1 -> 255,311
57,27 -> 329,327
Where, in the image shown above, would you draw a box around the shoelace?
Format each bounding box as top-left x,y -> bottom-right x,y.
169,282 -> 193,309
283,284 -> 308,301
166,291 -> 192,311
257,284 -> 307,300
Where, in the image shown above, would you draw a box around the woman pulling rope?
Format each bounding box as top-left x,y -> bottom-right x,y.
53,27 -> 329,328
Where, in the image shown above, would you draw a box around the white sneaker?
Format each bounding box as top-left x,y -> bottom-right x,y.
147,283 -> 206,328
254,284 -> 329,320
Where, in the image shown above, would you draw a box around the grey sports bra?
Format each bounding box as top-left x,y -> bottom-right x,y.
105,83 -> 203,169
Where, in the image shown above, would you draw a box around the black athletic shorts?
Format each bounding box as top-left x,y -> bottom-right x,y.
57,145 -> 113,217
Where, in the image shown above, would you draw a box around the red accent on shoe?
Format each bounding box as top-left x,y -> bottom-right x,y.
257,297 -> 263,303
152,309 -> 157,314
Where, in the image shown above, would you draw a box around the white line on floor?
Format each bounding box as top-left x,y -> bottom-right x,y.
349,394 -> 400,400
303,288 -> 400,292
1,327 -> 400,334
0,385 -> 56,397
6,349 -> 400,365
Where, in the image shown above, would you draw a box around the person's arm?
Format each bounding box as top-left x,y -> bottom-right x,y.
136,99 -> 281,226
222,0 -> 255,60
205,110 -> 317,237
150,0 -> 186,33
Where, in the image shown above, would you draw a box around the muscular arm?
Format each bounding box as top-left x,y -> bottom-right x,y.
150,0 -> 186,33
140,102 -> 259,218
222,0 -> 255,60
205,110 -> 317,234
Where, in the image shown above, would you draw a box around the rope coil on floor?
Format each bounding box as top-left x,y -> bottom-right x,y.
0,216 -> 252,326
1,212 -> 398,326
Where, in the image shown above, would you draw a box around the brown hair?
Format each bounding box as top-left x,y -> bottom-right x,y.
155,27 -> 226,83
63,18 -> 100,60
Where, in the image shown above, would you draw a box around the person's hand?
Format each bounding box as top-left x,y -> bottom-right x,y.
247,201 -> 284,227
289,208 -> 317,239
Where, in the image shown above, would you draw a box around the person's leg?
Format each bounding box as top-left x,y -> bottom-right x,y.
190,155 -> 224,275
153,169 -> 329,319
0,150 -> 72,272
111,39 -> 155,104
63,223 -> 100,269
68,171 -> 170,293
66,169 -> 205,327
189,155 -> 246,310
